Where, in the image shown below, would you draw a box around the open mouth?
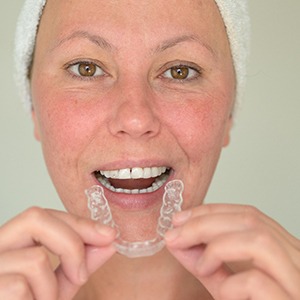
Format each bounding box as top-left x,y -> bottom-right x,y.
94,167 -> 171,194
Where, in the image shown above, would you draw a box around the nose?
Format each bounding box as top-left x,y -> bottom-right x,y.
108,81 -> 161,139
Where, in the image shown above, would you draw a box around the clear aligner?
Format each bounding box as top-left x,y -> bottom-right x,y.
86,185 -> 115,227
157,179 -> 184,237
85,179 -> 184,258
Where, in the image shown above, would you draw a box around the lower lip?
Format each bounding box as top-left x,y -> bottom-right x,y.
106,187 -> 165,210
94,179 -> 169,211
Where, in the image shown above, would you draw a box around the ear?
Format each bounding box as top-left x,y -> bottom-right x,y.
31,110 -> 41,141
222,116 -> 233,147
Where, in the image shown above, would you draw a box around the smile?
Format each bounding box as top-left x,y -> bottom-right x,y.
94,167 -> 171,194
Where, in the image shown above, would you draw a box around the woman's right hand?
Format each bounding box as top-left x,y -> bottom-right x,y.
0,207 -> 117,300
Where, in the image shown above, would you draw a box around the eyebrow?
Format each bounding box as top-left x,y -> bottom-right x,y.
52,31 -> 215,58
153,34 -> 216,57
51,30 -> 116,52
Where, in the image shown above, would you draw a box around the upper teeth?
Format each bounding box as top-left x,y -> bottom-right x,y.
99,167 -> 168,180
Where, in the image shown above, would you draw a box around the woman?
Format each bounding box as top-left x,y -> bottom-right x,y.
1,0 -> 300,299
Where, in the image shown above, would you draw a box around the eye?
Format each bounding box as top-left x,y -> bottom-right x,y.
67,61 -> 104,78
162,65 -> 200,81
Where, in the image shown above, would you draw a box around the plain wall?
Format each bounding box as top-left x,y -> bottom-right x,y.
1,1 -> 299,237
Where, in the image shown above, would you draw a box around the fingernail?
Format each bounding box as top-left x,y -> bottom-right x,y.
165,228 -> 180,242
173,210 -> 192,225
79,262 -> 88,284
95,224 -> 115,237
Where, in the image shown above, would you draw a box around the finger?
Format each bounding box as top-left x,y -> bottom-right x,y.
167,211 -> 285,249
196,229 -> 300,297
0,274 -> 34,300
219,269 -> 290,300
0,207 -> 116,285
0,207 -> 117,251
166,213 -> 253,248
46,209 -> 117,246
174,204 -> 261,223
175,204 -> 266,224
0,207 -> 87,285
0,247 -> 57,300
174,204 -> 300,248
56,244 -> 116,300
167,245 -> 233,300
169,206 -> 300,264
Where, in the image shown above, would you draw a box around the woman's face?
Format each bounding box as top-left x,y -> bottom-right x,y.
31,0 -> 235,219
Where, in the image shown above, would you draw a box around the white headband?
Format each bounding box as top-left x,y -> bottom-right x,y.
14,0 -> 250,113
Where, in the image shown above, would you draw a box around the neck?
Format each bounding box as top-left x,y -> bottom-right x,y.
75,248 -> 213,300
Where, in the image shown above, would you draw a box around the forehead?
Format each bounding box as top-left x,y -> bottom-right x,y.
37,0 -> 229,56
43,0 -> 219,22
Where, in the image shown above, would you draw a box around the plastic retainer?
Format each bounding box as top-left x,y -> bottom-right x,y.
86,179 -> 184,258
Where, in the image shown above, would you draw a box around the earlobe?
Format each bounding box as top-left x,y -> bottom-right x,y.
222,117 -> 233,147
31,110 -> 41,141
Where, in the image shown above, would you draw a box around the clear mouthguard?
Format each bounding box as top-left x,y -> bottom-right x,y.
86,179 -> 184,258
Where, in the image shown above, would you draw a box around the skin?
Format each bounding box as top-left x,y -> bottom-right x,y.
31,0 -> 234,220
1,0 -> 300,299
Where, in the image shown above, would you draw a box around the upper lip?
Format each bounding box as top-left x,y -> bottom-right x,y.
95,166 -> 170,180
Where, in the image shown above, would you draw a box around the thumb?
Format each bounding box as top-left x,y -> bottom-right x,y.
56,245 -> 116,300
167,245 -> 232,299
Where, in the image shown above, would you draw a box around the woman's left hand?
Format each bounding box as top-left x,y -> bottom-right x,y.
165,204 -> 300,299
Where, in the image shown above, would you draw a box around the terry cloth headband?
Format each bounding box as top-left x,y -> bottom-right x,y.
14,0 -> 250,113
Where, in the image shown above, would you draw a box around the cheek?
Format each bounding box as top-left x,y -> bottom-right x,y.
158,75 -> 235,163
39,105 -> 84,152
31,86 -> 104,214
32,86 -> 97,177
164,97 -> 232,161
163,96 -> 233,208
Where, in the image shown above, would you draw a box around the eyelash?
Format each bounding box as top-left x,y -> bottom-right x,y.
160,63 -> 202,83
65,60 -> 106,81
65,60 -> 202,84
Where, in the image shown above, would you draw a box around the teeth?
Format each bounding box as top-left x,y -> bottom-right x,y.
100,167 -> 167,180
96,172 -> 170,194
143,168 -> 152,179
118,168 -> 131,179
131,167 -> 143,179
